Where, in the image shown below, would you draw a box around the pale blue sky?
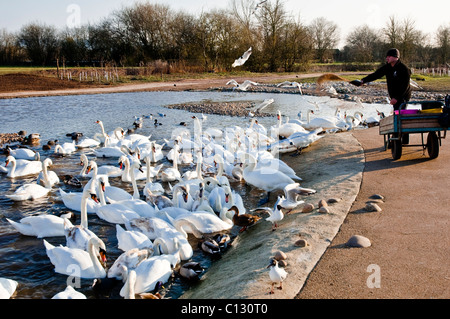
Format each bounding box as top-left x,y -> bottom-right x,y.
1,0 -> 448,47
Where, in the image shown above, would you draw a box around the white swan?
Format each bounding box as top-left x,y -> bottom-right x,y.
43,237 -> 107,279
5,182 -> 51,201
0,277 -> 19,299
274,110 -> 308,138
107,248 -> 149,280
64,185 -> 105,251
116,224 -> 153,252
5,155 -> 42,178
143,156 -> 163,182
37,158 -> 60,188
119,251 -> 176,298
118,156 -> 146,183
160,145 -> 181,182
79,154 -> 122,178
6,147 -> 36,160
59,188 -> 101,214
95,186 -> 141,224
231,47 -> 252,68
302,109 -> 341,131
125,217 -> 193,260
172,211 -> 233,237
276,81 -> 302,94
241,153 -> 295,204
6,212 -> 74,238
51,285 -> 87,299
172,184 -> 194,211
54,141 -> 76,155
191,182 -> 215,214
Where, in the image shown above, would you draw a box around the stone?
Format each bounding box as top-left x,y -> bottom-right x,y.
327,198 -> 341,204
278,260 -> 288,267
369,194 -> 385,200
346,235 -> 371,248
318,206 -> 330,214
294,239 -> 308,247
302,203 -> 314,213
318,199 -> 328,208
365,203 -> 382,212
273,250 -> 287,261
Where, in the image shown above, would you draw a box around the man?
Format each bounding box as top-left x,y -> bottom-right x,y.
352,48 -> 412,111
351,48 -> 412,144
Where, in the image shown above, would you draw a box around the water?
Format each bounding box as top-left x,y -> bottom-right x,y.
0,91 -> 391,299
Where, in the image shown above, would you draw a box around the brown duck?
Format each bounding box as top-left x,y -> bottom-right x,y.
229,206 -> 262,232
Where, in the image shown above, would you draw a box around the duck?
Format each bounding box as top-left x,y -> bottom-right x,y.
179,261 -> 204,281
229,205 -> 262,232
6,212 -> 75,238
0,277 -> 19,299
267,258 -> 288,294
51,285 -> 87,299
4,155 -> 42,178
241,153 -> 295,205
43,237 -> 107,279
199,238 -> 221,256
37,158 -> 60,188
116,224 -> 153,252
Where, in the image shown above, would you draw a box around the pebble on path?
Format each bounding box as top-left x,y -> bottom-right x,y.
302,203 -> 314,213
346,235 -> 371,248
365,202 -> 382,212
274,250 -> 287,261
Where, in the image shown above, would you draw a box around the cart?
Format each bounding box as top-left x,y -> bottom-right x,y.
379,100 -> 448,160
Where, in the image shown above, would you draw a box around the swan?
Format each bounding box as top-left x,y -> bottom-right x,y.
5,181 -> 51,201
241,153 -> 295,204
256,154 -> 302,181
43,237 -> 107,279
274,110 -> 308,138
59,187 -> 101,214
4,155 -> 42,178
6,212 -> 75,238
118,156 -> 145,183
145,189 -> 173,210
172,211 -> 233,237
148,141 -> 164,162
51,285 -> 87,299
125,217 -> 193,260
172,184 -> 194,211
93,138 -> 126,157
0,277 -> 19,299
191,182 -> 215,214
79,154 -> 122,178
64,185 -> 105,251
231,47 -> 252,68
182,152 -> 203,181
119,251 -> 176,298
116,224 -> 153,252
302,110 -> 342,131
6,147 -> 36,160
54,141 -> 76,155
95,186 -> 141,224
160,145 -> 181,182
251,98 -> 275,113
270,128 -> 324,154
143,156 -> 163,182
37,158 -> 60,188
276,81 -> 302,94
75,135 -> 101,149
267,258 -> 288,294
107,248 -> 150,280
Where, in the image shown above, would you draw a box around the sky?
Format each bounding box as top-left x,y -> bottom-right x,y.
1,0 -> 449,48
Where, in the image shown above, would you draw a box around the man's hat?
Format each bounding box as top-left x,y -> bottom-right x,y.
386,48 -> 400,58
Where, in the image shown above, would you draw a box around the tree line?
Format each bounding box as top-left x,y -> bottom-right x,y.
1,0 -> 449,72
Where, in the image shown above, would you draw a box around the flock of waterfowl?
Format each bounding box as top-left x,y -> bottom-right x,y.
1,93 -> 382,299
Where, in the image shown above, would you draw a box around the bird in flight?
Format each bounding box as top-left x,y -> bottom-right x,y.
232,47 -> 252,68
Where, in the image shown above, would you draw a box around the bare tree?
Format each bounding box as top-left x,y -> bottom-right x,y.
18,23 -> 59,65
436,24 -> 450,65
345,25 -> 382,62
308,17 -> 340,63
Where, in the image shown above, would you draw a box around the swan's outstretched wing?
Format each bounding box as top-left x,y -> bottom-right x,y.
232,47 -> 252,67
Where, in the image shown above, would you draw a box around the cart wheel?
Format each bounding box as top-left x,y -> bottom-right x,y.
427,131 -> 439,159
391,134 -> 402,160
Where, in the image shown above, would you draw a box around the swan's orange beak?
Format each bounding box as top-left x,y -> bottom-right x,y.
225,194 -> 229,203
100,182 -> 105,192
119,162 -> 123,170
183,192 -> 188,203
5,160 -> 9,167
99,248 -> 107,264
86,166 -> 92,174
91,194 -> 100,203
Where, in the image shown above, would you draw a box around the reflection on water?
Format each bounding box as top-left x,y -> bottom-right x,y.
0,91 -> 390,299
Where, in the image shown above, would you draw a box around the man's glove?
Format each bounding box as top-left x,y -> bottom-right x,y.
349,80 -> 363,87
